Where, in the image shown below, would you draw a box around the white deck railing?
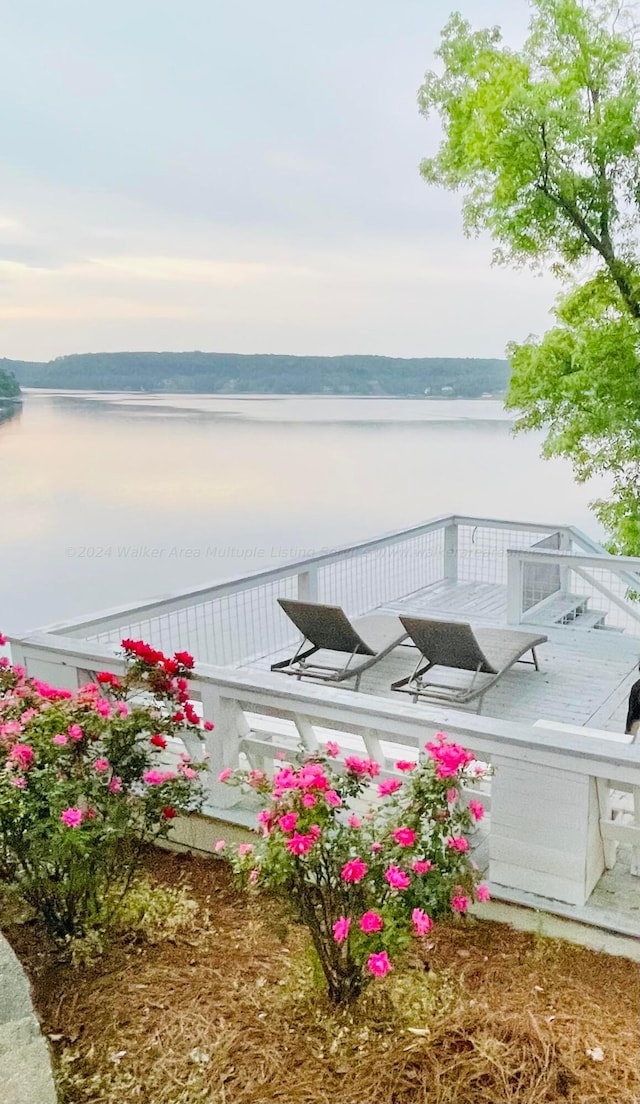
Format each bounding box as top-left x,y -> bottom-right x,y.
7,631 -> 640,932
34,515 -> 574,666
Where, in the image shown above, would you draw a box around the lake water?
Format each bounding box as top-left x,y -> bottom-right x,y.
0,391 -> 606,634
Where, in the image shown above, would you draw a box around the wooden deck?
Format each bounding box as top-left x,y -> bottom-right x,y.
254,580 -> 639,733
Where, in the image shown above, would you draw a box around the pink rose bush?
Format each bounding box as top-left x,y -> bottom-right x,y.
219,729 -> 489,1004
0,636 -> 208,943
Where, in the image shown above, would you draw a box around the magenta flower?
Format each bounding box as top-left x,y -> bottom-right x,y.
308,824 -> 322,841
108,776 -> 123,794
60,807 -> 84,828
347,814 -> 361,829
218,767 -> 233,783
371,841 -> 382,853
93,758 -> 110,773
395,759 -> 416,772
378,778 -> 402,797
451,893 -> 469,913
411,908 -> 433,936
384,865 -> 410,890
0,632 -> 6,646
67,724 -> 83,741
469,800 -> 485,822
301,793 -> 317,808
52,734 -> 68,746
325,789 -> 342,808
286,832 -> 315,856
20,709 -> 37,723
392,826 -> 416,847
425,738 -> 474,779
9,744 -> 34,770
367,951 -> 392,977
179,765 -> 197,780
359,910 -> 384,933
115,701 -> 129,717
94,698 -> 111,717
278,812 -> 298,833
412,859 -> 433,875
476,884 -> 490,902
324,740 -> 340,757
341,857 -> 368,883
344,755 -> 380,779
143,769 -> 175,785
447,836 -> 470,852
446,787 -> 458,804
332,916 -> 351,944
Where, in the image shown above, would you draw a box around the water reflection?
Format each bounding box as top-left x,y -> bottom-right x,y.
0,392 -> 606,633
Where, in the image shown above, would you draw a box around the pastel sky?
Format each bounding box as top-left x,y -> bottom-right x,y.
0,0 -> 561,361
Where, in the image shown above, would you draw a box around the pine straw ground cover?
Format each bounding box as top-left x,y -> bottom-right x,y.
4,848 -> 640,1104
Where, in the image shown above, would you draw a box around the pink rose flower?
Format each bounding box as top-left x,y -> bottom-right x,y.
359,910 -> 384,933
324,741 -> 339,757
371,842 -> 382,853
179,766 -> 197,780
60,807 -> 83,828
301,793 -> 317,808
412,860 -> 433,875
278,812 -> 298,833
0,632 -> 7,646
20,709 -> 37,723
325,789 -> 342,808
367,951 -> 392,977
249,867 -> 259,885
425,737 -> 474,779
344,755 -> 380,778
203,720 -> 214,731
238,843 -> 254,857
67,724 -> 83,742
9,744 -> 34,770
347,815 -> 361,829
469,800 -> 485,822
218,767 -> 233,783
143,769 -> 175,785
332,916 -> 351,944
214,840 -> 226,852
451,893 -> 469,913
53,734 -> 68,746
94,698 -> 111,717
392,826 -> 416,847
108,776 -> 123,794
395,760 -> 416,771
115,702 -> 129,717
378,778 -> 402,797
447,836 -> 470,852
10,776 -> 26,789
411,907 -> 433,936
341,858 -> 368,883
286,832 -> 315,856
93,758 -> 110,773
384,865 -> 410,890
447,787 -> 458,804
476,884 -> 490,902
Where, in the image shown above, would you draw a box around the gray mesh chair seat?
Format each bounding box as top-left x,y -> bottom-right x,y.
390,616 -> 548,713
271,599 -> 408,689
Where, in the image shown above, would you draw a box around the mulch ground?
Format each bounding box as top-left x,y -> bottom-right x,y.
4,848 -> 640,1104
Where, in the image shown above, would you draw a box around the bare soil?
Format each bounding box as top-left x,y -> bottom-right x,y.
5,849 -> 640,1104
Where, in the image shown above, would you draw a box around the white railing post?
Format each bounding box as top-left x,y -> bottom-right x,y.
443,522 -> 458,582
297,568 -> 318,602
506,550 -> 524,624
558,528 -> 572,594
200,686 -> 245,809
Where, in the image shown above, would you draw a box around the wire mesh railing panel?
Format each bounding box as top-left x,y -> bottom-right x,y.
82,575 -> 302,665
457,525 -> 556,586
566,567 -> 640,636
316,529 -> 445,614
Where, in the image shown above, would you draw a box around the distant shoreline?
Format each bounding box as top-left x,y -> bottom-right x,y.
23,388 -> 506,400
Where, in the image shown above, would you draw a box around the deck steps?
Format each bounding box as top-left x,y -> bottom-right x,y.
523,592 -> 610,630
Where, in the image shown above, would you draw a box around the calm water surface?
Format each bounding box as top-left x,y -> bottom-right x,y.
0,391 -> 606,633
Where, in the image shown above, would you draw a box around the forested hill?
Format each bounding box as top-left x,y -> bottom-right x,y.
0,366 -> 20,399
1,352 -> 509,396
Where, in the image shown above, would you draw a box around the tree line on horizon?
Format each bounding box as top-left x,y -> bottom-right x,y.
0,352 -> 509,397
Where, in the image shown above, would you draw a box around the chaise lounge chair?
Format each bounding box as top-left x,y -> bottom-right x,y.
271,599 -> 409,689
390,615 -> 548,713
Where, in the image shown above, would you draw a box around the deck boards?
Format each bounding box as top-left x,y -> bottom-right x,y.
252,580 -> 639,732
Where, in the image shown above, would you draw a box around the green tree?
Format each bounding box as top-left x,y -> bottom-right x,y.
418,0 -> 640,552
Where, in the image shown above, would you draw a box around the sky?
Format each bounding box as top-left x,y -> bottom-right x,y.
0,0 -> 562,362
